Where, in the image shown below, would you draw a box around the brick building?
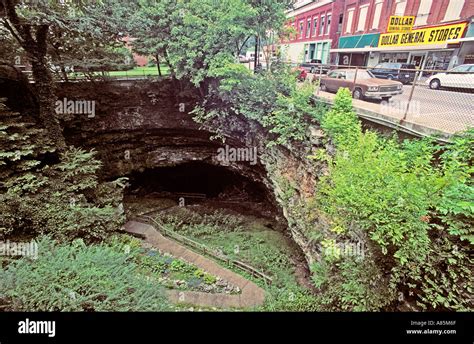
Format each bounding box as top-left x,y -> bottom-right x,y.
332,0 -> 474,69
280,0 -> 345,64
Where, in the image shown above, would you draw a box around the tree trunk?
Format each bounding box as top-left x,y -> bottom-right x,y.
30,54 -> 66,149
2,0 -> 66,150
155,54 -> 162,76
253,35 -> 258,73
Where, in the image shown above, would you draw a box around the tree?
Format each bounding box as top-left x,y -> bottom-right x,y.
0,0 -> 130,147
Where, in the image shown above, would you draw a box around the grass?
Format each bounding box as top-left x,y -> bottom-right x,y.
69,65 -> 170,79
106,66 -> 170,77
154,207 -> 322,311
155,207 -> 301,288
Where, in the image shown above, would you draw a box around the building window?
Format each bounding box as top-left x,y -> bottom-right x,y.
415,0 -> 432,26
346,9 -> 354,33
320,15 -> 325,35
299,20 -> 304,38
394,0 -> 407,16
372,1 -> 383,29
306,19 -> 311,38
313,17 -> 318,36
443,0 -> 464,22
357,5 -> 368,32
326,14 -> 332,35
338,14 -> 343,32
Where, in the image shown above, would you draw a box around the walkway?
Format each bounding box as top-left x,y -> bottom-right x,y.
123,221 -> 266,309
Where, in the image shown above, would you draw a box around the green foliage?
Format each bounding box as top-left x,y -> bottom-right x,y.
0,100 -> 126,241
311,256 -> 395,311
263,287 -> 321,312
262,81 -> 319,146
313,92 -> 474,311
157,208 -> 298,289
320,88 -> 361,148
0,237 -> 170,311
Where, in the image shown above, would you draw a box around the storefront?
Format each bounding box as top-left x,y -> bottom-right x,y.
332,33 -> 380,66
376,21 -> 469,72
451,19 -> 474,65
303,40 -> 331,63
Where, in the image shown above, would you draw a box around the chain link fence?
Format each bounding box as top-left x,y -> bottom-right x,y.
308,63 -> 474,135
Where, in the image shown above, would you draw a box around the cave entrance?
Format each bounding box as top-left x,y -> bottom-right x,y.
126,161 -> 267,201
124,161 -> 278,220
123,161 -> 314,291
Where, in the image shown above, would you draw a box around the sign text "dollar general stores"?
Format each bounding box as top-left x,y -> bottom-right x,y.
379,22 -> 467,47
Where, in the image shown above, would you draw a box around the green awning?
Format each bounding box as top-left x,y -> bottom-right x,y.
338,33 -> 381,49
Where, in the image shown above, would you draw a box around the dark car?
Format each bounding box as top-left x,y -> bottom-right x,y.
300,59 -> 330,74
370,63 -> 416,84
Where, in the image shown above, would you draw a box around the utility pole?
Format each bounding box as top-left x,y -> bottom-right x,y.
254,35 -> 259,73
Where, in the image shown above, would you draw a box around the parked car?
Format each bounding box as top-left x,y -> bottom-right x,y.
320,69 -> 403,101
300,59 -> 331,74
371,62 -> 416,84
293,65 -> 308,81
426,64 -> 474,91
238,55 -> 250,63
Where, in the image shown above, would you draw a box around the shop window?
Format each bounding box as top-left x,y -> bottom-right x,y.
424,51 -> 453,70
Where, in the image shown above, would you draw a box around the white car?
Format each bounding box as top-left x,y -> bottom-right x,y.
426,64 -> 474,90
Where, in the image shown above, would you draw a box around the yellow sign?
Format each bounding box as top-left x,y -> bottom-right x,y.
387,16 -> 415,33
379,22 -> 467,47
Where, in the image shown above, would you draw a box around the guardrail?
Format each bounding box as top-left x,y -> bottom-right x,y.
138,214 -> 273,285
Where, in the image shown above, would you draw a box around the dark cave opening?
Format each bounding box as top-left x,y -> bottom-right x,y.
125,161 -> 270,203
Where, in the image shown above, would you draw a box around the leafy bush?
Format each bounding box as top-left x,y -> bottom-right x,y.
193,58 -> 321,146
0,101 -> 126,242
313,88 -> 474,311
0,237 -> 170,311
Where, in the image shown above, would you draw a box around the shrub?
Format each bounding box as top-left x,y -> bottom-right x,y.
0,101 -> 126,242
313,89 -> 474,311
0,237 -> 170,311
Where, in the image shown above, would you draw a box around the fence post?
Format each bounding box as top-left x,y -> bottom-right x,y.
401,69 -> 419,124
352,66 -> 359,92
317,64 -> 323,94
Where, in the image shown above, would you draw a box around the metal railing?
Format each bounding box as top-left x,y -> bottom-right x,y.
137,214 -> 273,286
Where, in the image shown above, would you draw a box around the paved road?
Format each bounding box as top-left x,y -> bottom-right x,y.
388,85 -> 474,133
315,80 -> 474,134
